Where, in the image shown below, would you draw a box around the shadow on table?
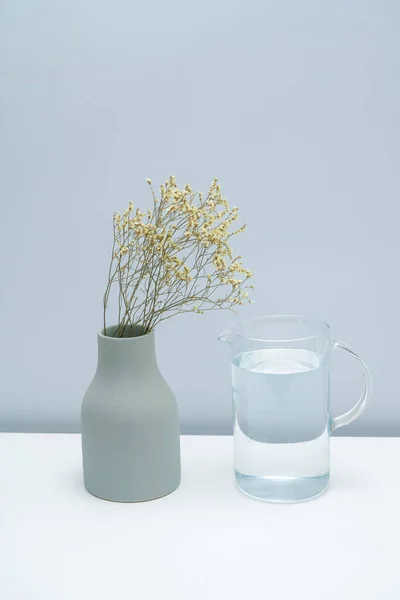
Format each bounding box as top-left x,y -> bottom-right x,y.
63,468 -> 91,498
330,467 -> 372,490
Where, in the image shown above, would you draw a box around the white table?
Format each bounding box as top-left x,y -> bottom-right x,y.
1,434 -> 398,599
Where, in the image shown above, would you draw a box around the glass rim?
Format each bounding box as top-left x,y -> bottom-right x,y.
233,315 -> 330,343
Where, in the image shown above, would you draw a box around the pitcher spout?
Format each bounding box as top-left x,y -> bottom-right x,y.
218,323 -> 235,344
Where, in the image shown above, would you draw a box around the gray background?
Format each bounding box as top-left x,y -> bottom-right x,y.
0,0 -> 398,435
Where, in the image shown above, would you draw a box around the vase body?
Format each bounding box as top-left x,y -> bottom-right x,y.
81,327 -> 181,502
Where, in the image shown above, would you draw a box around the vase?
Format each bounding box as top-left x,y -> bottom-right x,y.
81,325 -> 181,502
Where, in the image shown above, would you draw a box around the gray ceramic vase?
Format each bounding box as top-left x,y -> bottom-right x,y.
81,325 -> 181,502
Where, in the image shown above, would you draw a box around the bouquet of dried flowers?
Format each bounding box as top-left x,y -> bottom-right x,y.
103,176 -> 253,337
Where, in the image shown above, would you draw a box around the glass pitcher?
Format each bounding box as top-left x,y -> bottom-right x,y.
219,315 -> 372,502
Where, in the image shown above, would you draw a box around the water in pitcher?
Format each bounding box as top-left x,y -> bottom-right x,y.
232,347 -> 330,502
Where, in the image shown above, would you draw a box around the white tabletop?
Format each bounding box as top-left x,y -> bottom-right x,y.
1,434 -> 398,600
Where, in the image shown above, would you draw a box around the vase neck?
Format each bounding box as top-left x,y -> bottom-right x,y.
97,329 -> 157,374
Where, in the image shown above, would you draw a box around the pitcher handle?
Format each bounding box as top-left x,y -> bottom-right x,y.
331,340 -> 372,431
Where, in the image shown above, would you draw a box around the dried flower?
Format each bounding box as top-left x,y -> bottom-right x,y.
103,177 -> 253,337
